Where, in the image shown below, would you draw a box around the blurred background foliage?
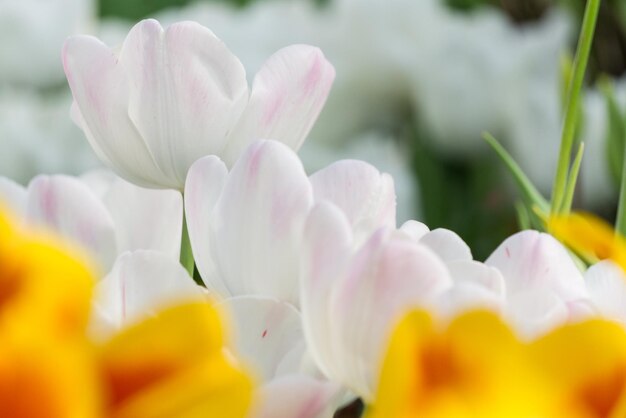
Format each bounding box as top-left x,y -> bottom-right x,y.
94,0 -> 626,261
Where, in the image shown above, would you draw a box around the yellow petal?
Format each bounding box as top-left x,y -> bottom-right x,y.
366,310 -> 549,418
548,212 -> 626,272
0,210 -> 94,338
0,331 -> 101,418
530,319 -> 626,418
101,302 -> 253,418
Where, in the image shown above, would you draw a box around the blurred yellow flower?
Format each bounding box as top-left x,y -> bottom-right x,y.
530,319 -> 626,418
0,208 -> 100,417
100,302 -> 254,418
548,212 -> 626,272
0,209 -> 254,418
0,208 -> 94,338
364,310 -> 548,418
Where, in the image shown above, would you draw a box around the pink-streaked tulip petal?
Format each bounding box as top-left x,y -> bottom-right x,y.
310,160 -> 396,239
184,155 -> 229,296
0,177 -> 27,215
63,36 -> 169,187
120,19 -> 249,184
211,140 -> 313,304
585,260 -> 626,324
224,45 -> 335,165
329,230 -> 452,400
252,375 -> 345,418
419,228 -> 472,262
26,175 -> 117,271
301,202 -> 354,380
220,296 -> 305,381
102,176 -> 183,259
92,250 -> 204,337
485,230 -> 588,302
399,220 -> 430,241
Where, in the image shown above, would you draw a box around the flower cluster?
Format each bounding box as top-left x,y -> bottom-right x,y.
2,10 -> 626,418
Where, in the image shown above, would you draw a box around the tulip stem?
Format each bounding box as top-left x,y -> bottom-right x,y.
550,0 -> 600,215
617,135 -> 626,237
180,212 -> 195,278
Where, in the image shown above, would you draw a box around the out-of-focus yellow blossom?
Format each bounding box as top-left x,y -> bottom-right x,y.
530,319 -> 626,418
0,208 -> 94,337
0,208 -> 254,418
99,302 -> 254,418
0,208 -> 101,417
0,331 -> 101,418
364,310 -> 549,418
548,212 -> 626,272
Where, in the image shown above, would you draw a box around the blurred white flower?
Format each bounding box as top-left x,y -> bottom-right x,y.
0,171 -> 182,272
584,260 -> 626,325
0,90 -> 99,183
64,19 -> 335,189
0,0 -> 95,86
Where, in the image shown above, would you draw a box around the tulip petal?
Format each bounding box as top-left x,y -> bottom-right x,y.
0,177 -> 27,215
301,202 -> 353,380
224,45 -> 335,165
211,140 -> 313,304
447,260 -> 506,296
102,177 -> 183,259
310,160 -> 396,239
120,19 -> 248,184
221,296 -> 306,381
184,155 -> 229,296
586,260 -> 626,324
26,175 -> 117,271
63,36 -> 169,187
399,220 -> 430,241
436,260 -> 506,317
93,250 -> 204,336
507,289 -> 569,340
252,375 -> 345,418
330,231 -> 452,399
419,228 -> 472,262
437,282 -> 504,319
485,230 -> 588,302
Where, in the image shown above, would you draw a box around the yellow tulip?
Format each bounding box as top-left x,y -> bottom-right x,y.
0,209 -> 101,417
0,209 -> 254,418
365,310 -> 548,418
99,302 -> 254,418
530,319 -> 626,418
0,209 -> 94,338
548,212 -> 626,272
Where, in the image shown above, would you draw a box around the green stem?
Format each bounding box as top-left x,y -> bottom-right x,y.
560,142 -> 585,214
483,132 -> 549,213
514,201 -> 531,231
550,0 -> 600,214
180,212 -> 195,278
617,135 -> 626,237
